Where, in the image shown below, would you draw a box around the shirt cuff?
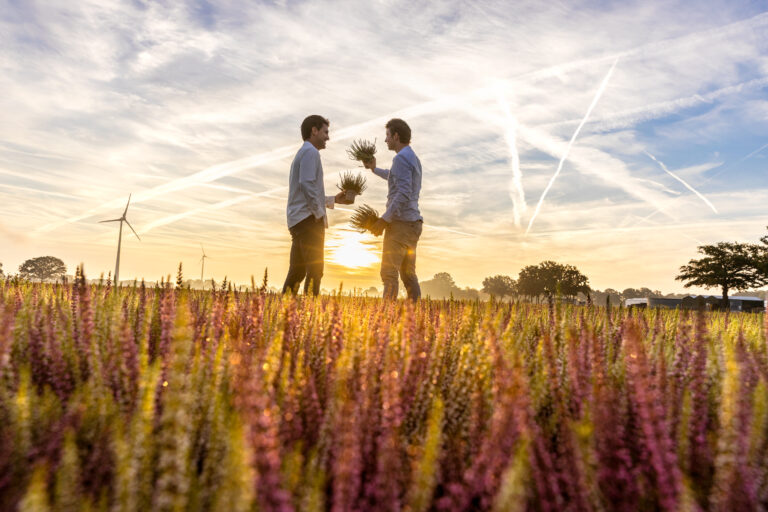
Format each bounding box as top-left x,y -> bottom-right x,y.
325,195 -> 335,209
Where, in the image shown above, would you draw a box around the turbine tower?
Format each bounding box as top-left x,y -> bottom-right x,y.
200,244 -> 210,285
99,194 -> 140,285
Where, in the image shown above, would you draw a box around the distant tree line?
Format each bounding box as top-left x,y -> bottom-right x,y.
420,261 -> 592,303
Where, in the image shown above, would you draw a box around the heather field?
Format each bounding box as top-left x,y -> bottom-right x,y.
1,273 -> 768,512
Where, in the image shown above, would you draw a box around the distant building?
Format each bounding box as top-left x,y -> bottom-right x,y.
625,295 -> 765,312
625,297 -> 683,309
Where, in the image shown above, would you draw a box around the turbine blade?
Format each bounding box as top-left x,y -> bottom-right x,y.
123,193 -> 132,217
125,219 -> 141,241
99,218 -> 122,223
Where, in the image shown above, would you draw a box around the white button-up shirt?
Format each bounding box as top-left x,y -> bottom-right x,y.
286,141 -> 335,228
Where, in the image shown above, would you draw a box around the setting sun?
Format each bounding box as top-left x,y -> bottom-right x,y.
327,230 -> 379,269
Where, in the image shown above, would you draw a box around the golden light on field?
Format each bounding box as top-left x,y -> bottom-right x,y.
327,230 -> 379,269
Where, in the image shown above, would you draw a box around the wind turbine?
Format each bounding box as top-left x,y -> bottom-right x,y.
200,244 -> 211,286
99,194 -> 140,285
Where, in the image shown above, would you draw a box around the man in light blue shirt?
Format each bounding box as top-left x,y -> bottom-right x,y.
283,115 -> 352,295
363,118 -> 423,301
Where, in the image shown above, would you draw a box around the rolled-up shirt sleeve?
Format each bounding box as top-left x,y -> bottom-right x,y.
381,158 -> 412,223
298,149 -> 324,219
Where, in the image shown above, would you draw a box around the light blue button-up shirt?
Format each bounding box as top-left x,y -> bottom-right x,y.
373,145 -> 423,223
286,141 -> 335,228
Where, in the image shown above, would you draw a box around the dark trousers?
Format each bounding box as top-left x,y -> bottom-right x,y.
381,220 -> 422,301
282,215 -> 325,295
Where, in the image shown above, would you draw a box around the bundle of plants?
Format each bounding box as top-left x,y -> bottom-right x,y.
346,138 -> 377,163
349,204 -> 380,233
337,171 -> 367,201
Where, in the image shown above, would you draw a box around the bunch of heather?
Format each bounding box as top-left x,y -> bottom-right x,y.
346,138 -> 376,163
337,171 -> 367,201
349,204 -> 380,233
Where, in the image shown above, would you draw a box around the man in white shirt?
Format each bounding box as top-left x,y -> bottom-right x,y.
282,115 -> 352,295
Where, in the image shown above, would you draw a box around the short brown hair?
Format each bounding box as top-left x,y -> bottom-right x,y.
385,118 -> 411,144
301,115 -> 329,140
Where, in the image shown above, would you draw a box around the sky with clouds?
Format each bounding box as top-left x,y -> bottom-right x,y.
1,0 -> 767,293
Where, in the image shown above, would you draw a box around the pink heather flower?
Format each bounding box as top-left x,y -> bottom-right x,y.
331,400 -> 363,512
624,320 -> 682,511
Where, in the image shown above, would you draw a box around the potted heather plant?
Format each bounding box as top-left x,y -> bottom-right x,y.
346,138 -> 377,164
349,204 -> 380,233
337,171 -> 367,202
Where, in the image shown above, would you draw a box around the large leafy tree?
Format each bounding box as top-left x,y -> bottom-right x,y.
757,226 -> 768,279
676,242 -> 765,309
18,256 -> 67,282
517,261 -> 590,301
482,275 -> 516,300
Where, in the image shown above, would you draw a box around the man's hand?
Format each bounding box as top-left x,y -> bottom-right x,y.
370,218 -> 388,236
335,191 -> 354,205
363,157 -> 377,171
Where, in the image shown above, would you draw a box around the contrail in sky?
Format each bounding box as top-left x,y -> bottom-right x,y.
526,58 -> 619,235
644,151 -> 717,213
138,186 -> 288,234
735,141 -> 768,164
34,145 -> 299,234
496,88 -> 526,227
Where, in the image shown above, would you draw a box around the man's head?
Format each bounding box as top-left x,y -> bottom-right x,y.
385,118 -> 411,151
301,115 -> 330,150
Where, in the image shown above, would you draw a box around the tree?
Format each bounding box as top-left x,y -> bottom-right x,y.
676,242 -> 765,310
420,273 -> 458,299
517,261 -> 590,301
622,287 -> 662,299
757,226 -> 768,279
432,272 -> 456,288
482,275 -> 516,300
18,256 -> 67,282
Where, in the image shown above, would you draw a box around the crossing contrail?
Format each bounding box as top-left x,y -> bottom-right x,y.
138,186 -> 288,234
33,144 -> 299,234
526,58 -> 619,235
644,151 -> 717,213
496,88 -> 526,227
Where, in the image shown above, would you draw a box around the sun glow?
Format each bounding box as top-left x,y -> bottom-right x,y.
327,230 -> 379,268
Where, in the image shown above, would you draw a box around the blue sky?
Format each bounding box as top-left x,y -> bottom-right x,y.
1,0 -> 767,293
